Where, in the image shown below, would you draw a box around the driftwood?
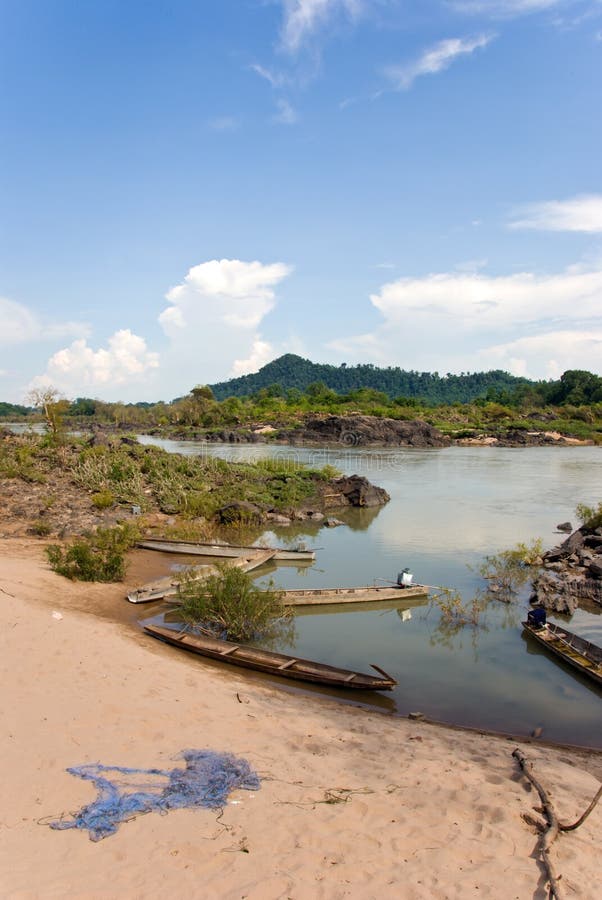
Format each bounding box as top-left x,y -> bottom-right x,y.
512,748 -> 602,900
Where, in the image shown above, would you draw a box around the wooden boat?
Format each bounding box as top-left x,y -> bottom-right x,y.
136,538 -> 315,562
522,619 -> 602,686
143,624 -> 397,691
280,584 -> 428,607
127,550 -> 277,604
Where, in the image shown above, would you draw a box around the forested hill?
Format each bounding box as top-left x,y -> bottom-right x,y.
209,354 -> 531,404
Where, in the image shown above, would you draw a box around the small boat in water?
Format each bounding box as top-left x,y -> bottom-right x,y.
136,538 -> 315,562
522,608 -> 602,686
143,624 -> 397,691
127,550 -> 277,604
280,584 -> 428,607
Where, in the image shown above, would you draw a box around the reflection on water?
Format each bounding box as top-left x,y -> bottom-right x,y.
138,436 -> 602,747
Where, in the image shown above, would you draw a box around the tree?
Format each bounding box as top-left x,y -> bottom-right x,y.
27,387 -> 70,439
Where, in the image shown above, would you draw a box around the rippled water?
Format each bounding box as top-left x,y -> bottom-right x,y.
139,436 -> 602,747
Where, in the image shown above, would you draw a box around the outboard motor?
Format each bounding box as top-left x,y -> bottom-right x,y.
527,607 -> 547,630
397,567 -> 413,587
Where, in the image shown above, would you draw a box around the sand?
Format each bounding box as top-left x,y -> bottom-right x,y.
1,538 -> 601,899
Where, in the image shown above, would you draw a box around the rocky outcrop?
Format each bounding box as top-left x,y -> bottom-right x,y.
530,525 -> 602,611
329,475 -> 390,508
287,415 -> 450,448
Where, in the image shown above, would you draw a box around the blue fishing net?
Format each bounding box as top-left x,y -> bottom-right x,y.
50,749 -> 260,841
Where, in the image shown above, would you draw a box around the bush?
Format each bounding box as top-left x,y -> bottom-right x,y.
46,523 -> 139,582
576,501 -> 602,530
178,563 -> 292,643
91,490 -> 115,509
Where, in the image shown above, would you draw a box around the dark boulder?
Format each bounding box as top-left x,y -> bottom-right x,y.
333,475 -> 390,508
216,501 -> 264,525
289,415 -> 450,448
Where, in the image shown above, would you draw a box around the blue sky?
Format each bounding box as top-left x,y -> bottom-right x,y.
1,0 -> 601,403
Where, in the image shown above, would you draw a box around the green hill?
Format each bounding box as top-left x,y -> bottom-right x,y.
209,354 -> 531,404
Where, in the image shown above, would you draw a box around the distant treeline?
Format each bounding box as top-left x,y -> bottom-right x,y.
208,354 -> 530,404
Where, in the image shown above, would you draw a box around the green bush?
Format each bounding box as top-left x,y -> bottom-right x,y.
178,563 -> 292,643
46,523 -> 139,582
576,501 -> 602,530
91,490 -> 115,509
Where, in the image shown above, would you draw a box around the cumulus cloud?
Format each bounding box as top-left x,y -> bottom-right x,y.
158,258 -> 292,390
231,340 -> 275,376
477,330 -> 602,379
29,330 -> 159,396
0,296 -> 88,345
327,265 -> 602,379
509,194 -> 602,232
280,0 -> 364,54
383,34 -> 494,90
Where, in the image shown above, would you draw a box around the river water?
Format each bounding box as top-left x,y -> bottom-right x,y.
140,438 -> 602,747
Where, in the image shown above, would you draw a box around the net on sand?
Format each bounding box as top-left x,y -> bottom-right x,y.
50,749 -> 260,841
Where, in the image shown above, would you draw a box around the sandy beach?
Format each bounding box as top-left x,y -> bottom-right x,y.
1,538 -> 601,899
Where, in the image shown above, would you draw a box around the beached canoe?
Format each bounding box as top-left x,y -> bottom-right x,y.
136,538 -> 315,562
127,549 -> 277,604
522,618 -> 602,687
143,624 -> 397,690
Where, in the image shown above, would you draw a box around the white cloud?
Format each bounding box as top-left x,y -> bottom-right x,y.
477,330 -> 602,379
250,64 -> 288,88
0,296 -> 88,346
231,340 -> 275,376
30,330 -> 160,396
327,265 -> 602,379
159,258 -> 292,392
280,0 -> 364,54
509,194 -> 602,232
383,34 -> 494,91
372,268 -> 602,329
273,98 -> 299,124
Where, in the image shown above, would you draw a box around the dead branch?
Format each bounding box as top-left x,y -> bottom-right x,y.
559,783 -> 602,832
512,748 -> 564,899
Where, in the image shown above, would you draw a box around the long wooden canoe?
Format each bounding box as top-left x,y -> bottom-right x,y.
136,538 -> 315,562
522,620 -> 602,687
127,550 -> 277,604
143,623 -> 397,690
280,584 -> 428,607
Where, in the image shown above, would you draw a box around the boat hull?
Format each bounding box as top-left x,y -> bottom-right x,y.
127,550 -> 277,604
281,584 -> 428,606
137,538 -> 315,562
143,624 -> 397,690
522,621 -> 602,687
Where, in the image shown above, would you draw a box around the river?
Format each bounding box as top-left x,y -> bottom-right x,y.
142,438 -> 602,746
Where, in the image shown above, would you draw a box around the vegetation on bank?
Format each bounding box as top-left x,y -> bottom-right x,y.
0,432 -> 338,520
4,365 -> 602,444
46,523 -> 140,582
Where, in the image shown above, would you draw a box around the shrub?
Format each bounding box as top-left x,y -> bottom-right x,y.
178,563 -> 292,643
46,523 -> 139,582
576,501 -> 602,530
91,490 -> 115,509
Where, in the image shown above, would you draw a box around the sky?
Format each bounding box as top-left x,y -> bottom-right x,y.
1,0 -> 601,404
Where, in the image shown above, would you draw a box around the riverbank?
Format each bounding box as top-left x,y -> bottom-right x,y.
1,537 -> 601,899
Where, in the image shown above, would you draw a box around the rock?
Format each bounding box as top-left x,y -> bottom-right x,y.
588,557 -> 602,578
216,501 -> 264,526
324,517 -> 344,528
266,513 -> 291,526
289,415 -> 451,448
556,521 -> 573,533
408,712 -> 425,720
333,475 -> 390,508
